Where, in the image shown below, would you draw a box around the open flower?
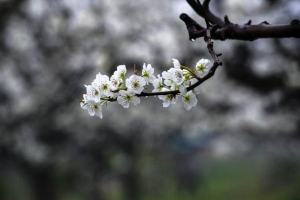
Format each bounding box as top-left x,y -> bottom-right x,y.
170,68 -> 184,85
162,70 -> 173,87
114,65 -> 127,79
117,90 -> 140,108
158,88 -> 177,107
110,74 -> 122,91
82,99 -> 103,118
85,84 -> 100,102
162,68 -> 184,90
152,74 -> 164,92
94,73 -> 113,97
126,74 -> 146,94
142,63 -> 156,84
182,91 -> 198,111
195,59 -> 211,77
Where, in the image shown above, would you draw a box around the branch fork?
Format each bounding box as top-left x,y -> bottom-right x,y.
183,0 -> 300,41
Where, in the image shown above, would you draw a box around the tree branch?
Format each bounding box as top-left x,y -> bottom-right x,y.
182,0 -> 300,41
137,27 -> 222,98
186,0 -> 224,27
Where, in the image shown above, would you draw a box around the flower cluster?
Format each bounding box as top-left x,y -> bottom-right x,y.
80,59 -> 211,118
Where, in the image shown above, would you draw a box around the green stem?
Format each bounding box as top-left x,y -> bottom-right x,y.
180,65 -> 200,80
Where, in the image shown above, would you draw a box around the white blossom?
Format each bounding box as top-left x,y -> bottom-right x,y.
162,69 -> 182,90
182,91 -> 198,111
83,99 -> 103,118
195,59 -> 211,77
152,74 -> 164,92
117,90 -> 140,108
169,68 -> 184,85
94,73 -> 113,97
158,88 -> 177,107
85,84 -> 100,102
142,63 -> 156,84
114,65 -> 127,79
126,74 -> 146,94
162,70 -> 173,87
110,74 -> 122,90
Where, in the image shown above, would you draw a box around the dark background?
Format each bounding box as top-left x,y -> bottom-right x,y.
0,0 -> 300,200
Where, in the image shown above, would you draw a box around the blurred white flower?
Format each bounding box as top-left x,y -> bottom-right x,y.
110,74 -> 122,91
162,68 -> 184,90
94,73 -> 113,97
142,63 -> 156,84
170,68 -> 184,85
85,84 -> 100,102
117,90 -> 140,108
114,65 -> 127,79
126,74 -> 146,94
82,99 -> 103,118
158,88 -> 177,107
152,74 -> 164,92
162,70 -> 173,87
182,91 -> 198,111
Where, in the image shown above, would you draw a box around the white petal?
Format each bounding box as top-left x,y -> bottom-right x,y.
179,85 -> 187,94
117,96 -> 130,108
163,100 -> 170,107
88,107 -> 95,116
172,58 -> 181,69
131,96 -> 140,106
162,71 -> 171,79
147,64 -> 154,74
183,103 -> 192,111
95,109 -> 103,118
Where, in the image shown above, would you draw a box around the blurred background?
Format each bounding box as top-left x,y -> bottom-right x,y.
0,0 -> 300,200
